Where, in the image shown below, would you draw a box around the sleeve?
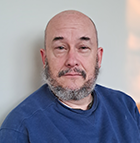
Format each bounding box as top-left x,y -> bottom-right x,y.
0,128 -> 29,143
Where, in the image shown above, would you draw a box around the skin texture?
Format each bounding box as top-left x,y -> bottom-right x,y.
40,10 -> 103,110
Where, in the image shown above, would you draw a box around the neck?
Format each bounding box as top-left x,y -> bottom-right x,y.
59,94 -> 93,110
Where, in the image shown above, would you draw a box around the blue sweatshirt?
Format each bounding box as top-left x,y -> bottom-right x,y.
0,84 -> 140,142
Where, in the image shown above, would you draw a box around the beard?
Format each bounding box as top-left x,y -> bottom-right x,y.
43,57 -> 99,101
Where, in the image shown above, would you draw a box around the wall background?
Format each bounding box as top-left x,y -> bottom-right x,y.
0,0 -> 140,125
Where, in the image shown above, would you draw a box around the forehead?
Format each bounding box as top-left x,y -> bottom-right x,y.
45,12 -> 97,45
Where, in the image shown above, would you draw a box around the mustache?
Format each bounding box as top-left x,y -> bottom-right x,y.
58,68 -> 86,79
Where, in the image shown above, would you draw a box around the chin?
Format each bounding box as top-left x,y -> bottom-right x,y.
57,78 -> 85,90
62,84 -> 82,90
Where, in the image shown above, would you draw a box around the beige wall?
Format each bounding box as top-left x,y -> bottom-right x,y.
125,0 -> 140,103
0,0 -> 140,125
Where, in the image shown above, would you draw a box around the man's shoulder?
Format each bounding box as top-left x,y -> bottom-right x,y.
94,84 -> 137,113
95,84 -> 131,99
0,84 -> 55,131
94,84 -> 136,107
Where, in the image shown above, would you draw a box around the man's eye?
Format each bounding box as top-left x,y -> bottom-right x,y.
80,46 -> 90,51
81,47 -> 88,49
78,46 -> 90,54
57,46 -> 64,50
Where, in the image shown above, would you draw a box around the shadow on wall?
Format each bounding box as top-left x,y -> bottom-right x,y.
32,37 -> 45,87
12,32 -> 45,105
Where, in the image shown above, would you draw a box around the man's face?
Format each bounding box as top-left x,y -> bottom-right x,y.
41,11 -> 103,100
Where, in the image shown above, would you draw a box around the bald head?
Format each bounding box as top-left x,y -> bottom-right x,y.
44,10 -> 98,49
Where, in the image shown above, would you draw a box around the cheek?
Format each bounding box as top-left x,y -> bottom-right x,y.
48,57 -> 65,77
84,58 -> 97,78
86,66 -> 95,79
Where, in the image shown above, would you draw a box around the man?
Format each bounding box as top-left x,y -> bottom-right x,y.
0,10 -> 140,142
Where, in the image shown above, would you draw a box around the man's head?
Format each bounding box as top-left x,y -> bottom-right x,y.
40,10 -> 103,101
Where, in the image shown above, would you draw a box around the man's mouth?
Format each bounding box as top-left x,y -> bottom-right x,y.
58,68 -> 86,79
63,73 -> 82,77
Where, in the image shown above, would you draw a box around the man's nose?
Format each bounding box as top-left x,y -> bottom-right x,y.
65,49 -> 79,68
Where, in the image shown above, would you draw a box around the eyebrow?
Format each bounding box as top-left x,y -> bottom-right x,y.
80,36 -> 90,41
53,36 -> 64,41
52,36 -> 90,42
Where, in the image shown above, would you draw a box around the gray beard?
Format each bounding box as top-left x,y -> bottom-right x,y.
43,58 -> 99,101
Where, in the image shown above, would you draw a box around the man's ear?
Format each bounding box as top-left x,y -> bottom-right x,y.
40,49 -> 46,67
97,47 -> 103,68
